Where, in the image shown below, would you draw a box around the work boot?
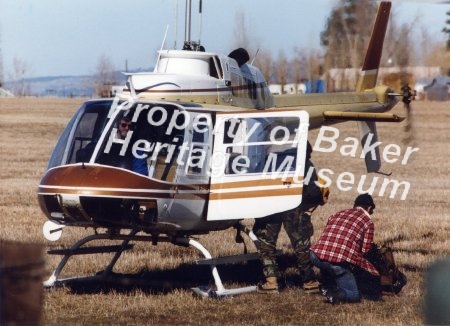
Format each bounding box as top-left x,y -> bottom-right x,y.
300,269 -> 320,293
257,276 -> 279,294
302,279 -> 320,293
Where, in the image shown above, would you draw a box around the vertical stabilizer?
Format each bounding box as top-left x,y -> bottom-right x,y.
356,1 -> 391,92
359,120 -> 381,173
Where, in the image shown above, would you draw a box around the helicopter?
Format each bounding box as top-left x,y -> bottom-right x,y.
39,1 -> 401,297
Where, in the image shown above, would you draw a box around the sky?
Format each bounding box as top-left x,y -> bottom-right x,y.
0,0 -> 448,78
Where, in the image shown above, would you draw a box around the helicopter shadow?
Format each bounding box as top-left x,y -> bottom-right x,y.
58,254 -> 301,295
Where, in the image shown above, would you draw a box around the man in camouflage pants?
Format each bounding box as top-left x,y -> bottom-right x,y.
253,142 -> 326,293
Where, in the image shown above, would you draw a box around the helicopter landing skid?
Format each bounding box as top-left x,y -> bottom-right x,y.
43,226 -> 259,297
188,237 -> 257,298
43,229 -> 142,287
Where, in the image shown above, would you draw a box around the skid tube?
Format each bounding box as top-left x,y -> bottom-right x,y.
44,225 -> 260,297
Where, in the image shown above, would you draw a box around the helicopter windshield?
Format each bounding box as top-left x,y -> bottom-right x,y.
47,100 -> 112,169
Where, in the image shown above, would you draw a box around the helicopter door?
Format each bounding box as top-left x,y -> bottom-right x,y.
206,110 -> 309,221
164,111 -> 212,219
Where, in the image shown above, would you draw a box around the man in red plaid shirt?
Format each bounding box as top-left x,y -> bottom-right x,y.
310,194 -> 381,304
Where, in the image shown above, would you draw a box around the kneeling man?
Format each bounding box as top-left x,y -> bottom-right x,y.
310,194 -> 381,304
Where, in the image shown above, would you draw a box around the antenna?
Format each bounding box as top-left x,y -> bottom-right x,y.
251,48 -> 260,65
154,25 -> 170,72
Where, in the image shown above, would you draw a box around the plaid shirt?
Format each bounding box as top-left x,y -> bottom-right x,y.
311,207 -> 379,276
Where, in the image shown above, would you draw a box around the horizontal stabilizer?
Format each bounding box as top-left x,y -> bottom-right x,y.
324,111 -> 404,122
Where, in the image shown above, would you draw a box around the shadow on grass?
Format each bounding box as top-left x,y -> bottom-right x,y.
55,254 -> 304,295
54,252 -> 422,295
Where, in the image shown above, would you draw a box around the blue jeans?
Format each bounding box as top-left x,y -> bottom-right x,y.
310,251 -> 360,302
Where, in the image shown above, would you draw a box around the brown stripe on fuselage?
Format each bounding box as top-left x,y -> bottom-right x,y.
38,185 -> 208,200
128,81 -> 268,95
39,164 -> 208,195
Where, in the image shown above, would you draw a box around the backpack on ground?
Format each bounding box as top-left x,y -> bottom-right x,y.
365,244 -> 407,294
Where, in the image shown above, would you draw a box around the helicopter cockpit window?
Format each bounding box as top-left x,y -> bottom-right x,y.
223,117 -> 299,175
209,58 -> 219,79
47,100 -> 111,169
72,112 -> 105,163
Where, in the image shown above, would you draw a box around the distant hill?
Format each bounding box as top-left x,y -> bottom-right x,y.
4,69 -> 150,97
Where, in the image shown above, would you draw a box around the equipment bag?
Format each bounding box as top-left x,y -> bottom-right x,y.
365,244 -> 407,294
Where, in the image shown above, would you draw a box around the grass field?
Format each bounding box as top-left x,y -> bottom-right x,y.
0,97 -> 449,325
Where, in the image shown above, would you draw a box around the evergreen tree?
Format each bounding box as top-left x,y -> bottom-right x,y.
444,9 -> 450,51
320,0 -> 377,70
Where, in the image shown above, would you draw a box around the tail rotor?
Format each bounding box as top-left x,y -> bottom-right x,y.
401,83 -> 416,145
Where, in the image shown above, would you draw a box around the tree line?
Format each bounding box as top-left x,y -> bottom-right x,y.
235,0 -> 450,92
5,0 -> 450,96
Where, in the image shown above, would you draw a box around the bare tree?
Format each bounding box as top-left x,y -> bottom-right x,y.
274,50 -> 288,92
231,12 -> 250,50
396,24 -> 412,68
424,42 -> 449,73
0,31 -> 4,88
11,58 -> 30,96
94,55 -> 117,97
382,9 -> 416,68
291,48 -> 306,86
253,50 -> 273,84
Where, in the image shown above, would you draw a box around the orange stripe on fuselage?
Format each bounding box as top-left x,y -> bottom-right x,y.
210,176 -> 302,190
209,187 -> 302,200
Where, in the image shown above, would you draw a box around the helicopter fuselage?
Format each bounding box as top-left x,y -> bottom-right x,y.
38,95 -> 310,236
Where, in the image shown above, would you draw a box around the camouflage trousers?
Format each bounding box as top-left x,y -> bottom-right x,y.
253,207 -> 315,282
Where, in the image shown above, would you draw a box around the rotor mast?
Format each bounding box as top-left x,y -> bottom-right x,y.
184,0 -> 192,44
183,0 -> 202,51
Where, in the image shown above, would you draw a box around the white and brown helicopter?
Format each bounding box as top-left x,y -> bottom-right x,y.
39,1 -> 401,296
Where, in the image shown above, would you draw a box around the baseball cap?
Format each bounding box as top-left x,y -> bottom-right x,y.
354,193 -> 376,209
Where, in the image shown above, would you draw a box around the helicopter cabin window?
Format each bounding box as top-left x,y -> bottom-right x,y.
208,56 -> 223,79
223,117 -> 299,175
157,57 -> 210,76
186,115 -> 210,176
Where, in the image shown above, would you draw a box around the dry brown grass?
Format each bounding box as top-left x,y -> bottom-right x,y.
0,97 -> 449,325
